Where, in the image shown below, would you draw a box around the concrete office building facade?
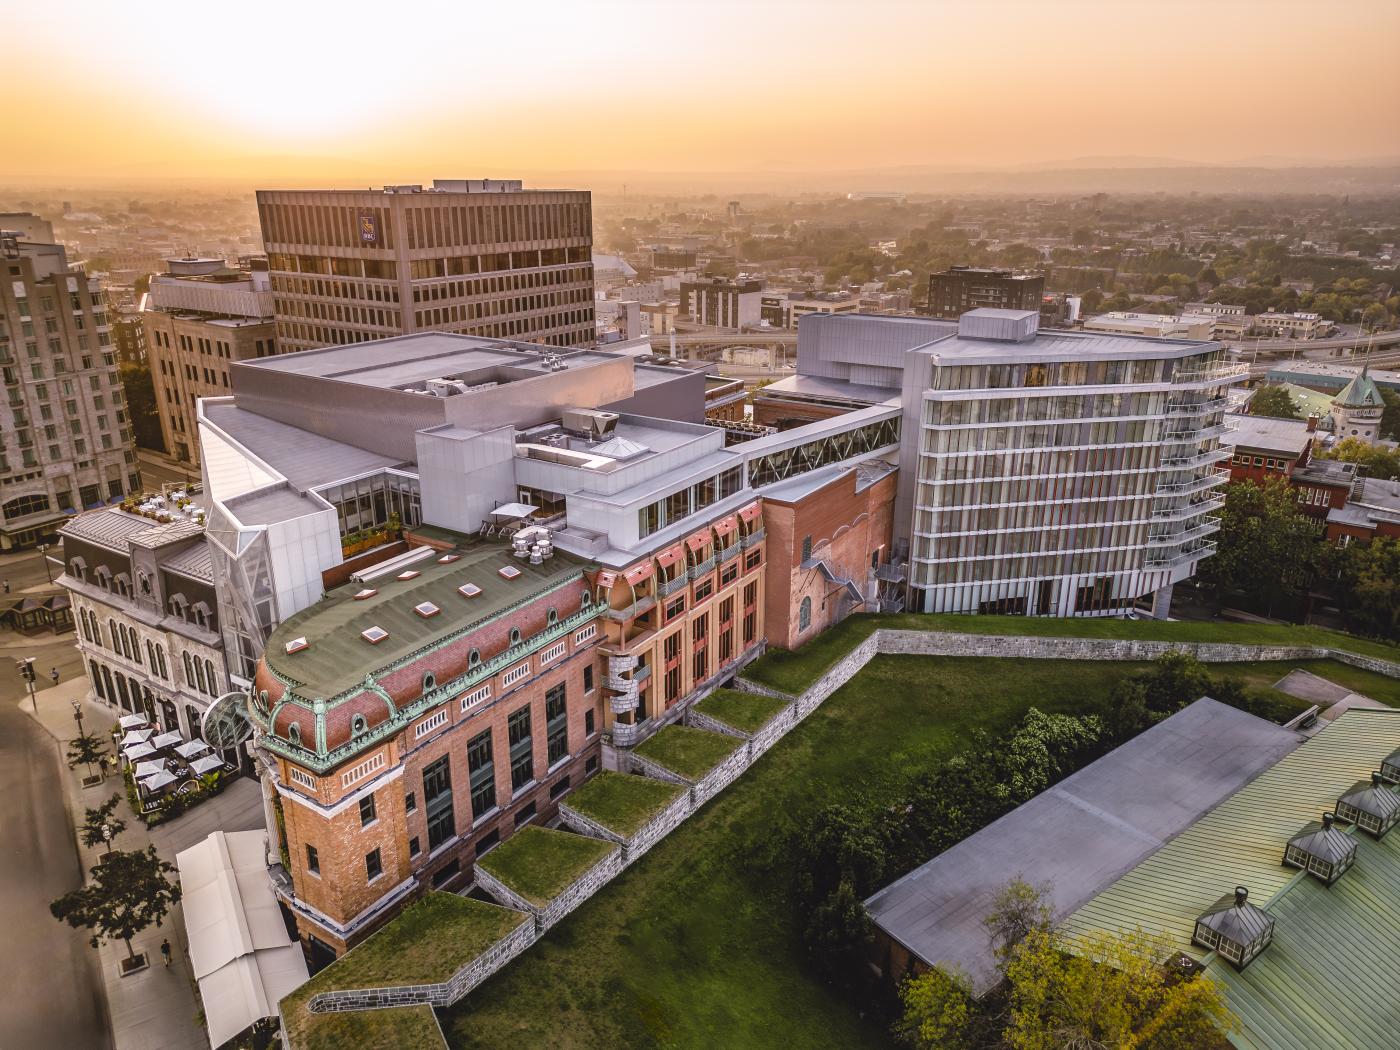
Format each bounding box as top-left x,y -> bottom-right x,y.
257,180 -> 595,354
927,266 -> 1044,320
142,257 -> 278,465
0,229 -> 139,550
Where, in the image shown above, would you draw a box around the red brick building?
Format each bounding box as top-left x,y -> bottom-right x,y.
1225,412 -> 1356,520
761,462 -> 899,650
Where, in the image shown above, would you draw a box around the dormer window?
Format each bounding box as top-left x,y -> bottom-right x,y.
287,723 -> 301,747
509,627 -> 521,645
422,672 -> 436,692
1192,887 -> 1274,970
547,608 -> 558,626
1283,813 -> 1356,885
468,648 -> 481,669
1381,747 -> 1400,786
351,714 -> 368,736
139,573 -> 151,596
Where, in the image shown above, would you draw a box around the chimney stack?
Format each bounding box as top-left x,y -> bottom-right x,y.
1306,414 -> 1319,433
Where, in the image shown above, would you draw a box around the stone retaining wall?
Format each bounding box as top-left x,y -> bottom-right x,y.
748,704 -> 798,759
305,916 -> 536,1014
472,864 -> 535,916
626,751 -> 691,786
692,746 -> 752,807
622,791 -> 693,864
535,846 -> 624,931
685,709 -> 749,739
557,803 -> 626,845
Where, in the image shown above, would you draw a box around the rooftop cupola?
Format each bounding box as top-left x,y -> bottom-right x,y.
1335,773 -> 1400,838
1191,886 -> 1275,970
1283,812 -> 1357,886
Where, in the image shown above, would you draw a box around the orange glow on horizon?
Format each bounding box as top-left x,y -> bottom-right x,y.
3,0 -> 1398,186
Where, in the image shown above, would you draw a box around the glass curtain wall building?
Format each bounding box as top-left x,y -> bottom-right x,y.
895,310 -> 1243,617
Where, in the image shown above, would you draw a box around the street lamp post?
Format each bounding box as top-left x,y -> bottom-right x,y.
17,658 -> 37,714
71,698 -> 95,778
36,543 -> 53,586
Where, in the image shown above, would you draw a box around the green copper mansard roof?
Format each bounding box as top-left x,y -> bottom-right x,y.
1333,366 -> 1383,409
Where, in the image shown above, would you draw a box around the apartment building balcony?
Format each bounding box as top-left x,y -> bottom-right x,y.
1172,362 -> 1249,385
688,557 -> 716,580
717,542 -> 741,563
740,527 -> 766,548
1147,516 -> 1222,546
1144,539 -> 1217,569
602,595 -> 656,623
1151,491 -> 1226,522
1154,469 -> 1230,497
1164,396 -> 1228,416
657,575 -> 689,598
1160,446 -> 1232,470
1163,421 -> 1229,442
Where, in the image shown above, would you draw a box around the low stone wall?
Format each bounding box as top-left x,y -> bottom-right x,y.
557,803 -> 626,845
877,630 -> 1330,666
472,865 -> 536,916
1328,649 -> 1400,679
626,751 -> 691,787
305,916 -> 536,1014
685,709 -> 749,739
692,745 -> 752,807
536,846 -> 624,931
748,704 -> 798,759
623,791 -> 693,864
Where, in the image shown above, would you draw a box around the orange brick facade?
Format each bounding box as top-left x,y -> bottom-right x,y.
762,468 -> 897,650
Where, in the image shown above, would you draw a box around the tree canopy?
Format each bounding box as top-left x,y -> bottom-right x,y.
51,846 -> 180,961
1196,477 -> 1323,616
1247,385 -> 1301,420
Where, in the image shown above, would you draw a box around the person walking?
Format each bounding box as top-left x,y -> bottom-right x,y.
160,939 -> 171,968
2,579 -> 9,594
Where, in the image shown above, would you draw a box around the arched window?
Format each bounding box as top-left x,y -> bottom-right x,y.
582,590 -> 593,606
156,646 -> 168,680
204,659 -> 217,695
130,631 -> 141,665
287,723 -> 301,747
185,704 -> 201,740
183,652 -> 194,688
194,657 -> 207,696
547,608 -> 558,626
509,627 -> 521,645
422,672 -> 436,693
90,660 -> 105,700
468,649 -> 481,669
146,640 -> 156,668
108,618 -> 119,651
351,714 -> 368,736
799,596 -> 812,631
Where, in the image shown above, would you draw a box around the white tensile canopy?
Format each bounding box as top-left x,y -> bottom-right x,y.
176,831 -> 309,1048
152,731 -> 183,750
123,742 -> 156,761
120,728 -> 154,746
139,769 -> 177,791
132,760 -> 164,779
175,739 -> 211,759
190,755 -> 223,776
119,714 -> 149,729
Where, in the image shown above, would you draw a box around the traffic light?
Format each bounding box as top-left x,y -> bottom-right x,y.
18,658 -> 36,684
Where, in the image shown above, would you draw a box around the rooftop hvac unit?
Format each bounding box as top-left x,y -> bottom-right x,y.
561,408 -> 619,440
425,377 -> 470,397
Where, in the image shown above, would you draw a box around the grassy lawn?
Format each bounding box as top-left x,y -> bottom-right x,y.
1215,659 -> 1400,711
444,655 -> 1272,1050
745,614 -> 1400,696
477,826 -> 616,907
694,688 -> 792,734
633,724 -> 746,781
564,771 -> 687,838
284,1004 -> 445,1050
281,893 -> 523,1050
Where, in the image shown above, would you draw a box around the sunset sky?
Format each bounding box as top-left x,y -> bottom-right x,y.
4,0 -> 1398,185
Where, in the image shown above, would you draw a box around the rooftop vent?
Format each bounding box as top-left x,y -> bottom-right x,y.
1381,747 -> 1400,786
561,408 -> 619,441
284,637 -> 309,655
458,583 -> 482,599
498,565 -> 522,580
361,626 -> 388,644
1283,813 -> 1357,885
396,570 -> 421,581
438,554 -> 461,564
1335,773 -> 1400,838
353,588 -> 377,601
414,601 -> 441,618
1191,886 -> 1274,970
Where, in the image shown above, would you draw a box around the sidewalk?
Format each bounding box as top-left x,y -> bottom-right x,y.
21,678 -> 210,1050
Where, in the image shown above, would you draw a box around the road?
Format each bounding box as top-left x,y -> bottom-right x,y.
0,552 -> 112,1049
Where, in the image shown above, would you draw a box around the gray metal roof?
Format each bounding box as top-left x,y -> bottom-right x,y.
59,507 -> 160,549
864,698 -> 1301,995
225,485 -> 328,527
162,540 -> 215,582
202,402 -> 406,490
1224,413 -> 1313,456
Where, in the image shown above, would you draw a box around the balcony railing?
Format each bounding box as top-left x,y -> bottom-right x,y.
688,557 -> 716,580
717,542 -> 741,563
1146,516 -> 1222,546
740,527 -> 765,548
1144,539 -> 1218,569
1164,396 -> 1227,416
1160,447 -> 1232,470
602,595 -> 656,623
1151,492 -> 1226,521
1154,468 -> 1230,496
657,575 -> 688,598
1173,363 -> 1249,384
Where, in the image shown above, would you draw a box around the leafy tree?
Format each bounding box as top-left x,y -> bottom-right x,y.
1002,927 -> 1235,1050
983,877 -> 1053,964
896,966 -> 976,1050
1102,676 -> 1152,742
1335,537 -> 1400,641
80,794 -> 127,851
1381,388 -> 1400,443
67,732 -> 108,776
1196,477 -> 1323,616
1247,384 -> 1301,420
118,361 -> 165,453
50,846 -> 181,963
1320,437 -> 1400,481
1137,651 -> 1214,715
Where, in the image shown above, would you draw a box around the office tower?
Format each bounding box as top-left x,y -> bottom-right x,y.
0,227 -> 139,550
679,275 -> 763,328
141,256 -> 277,465
927,265 -> 1044,319
256,179 -> 595,353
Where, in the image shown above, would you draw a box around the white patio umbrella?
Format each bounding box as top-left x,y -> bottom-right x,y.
151,731 -> 183,750
123,742 -> 156,761
175,739 -> 211,759
139,769 -> 177,791
118,714 -> 148,730
120,729 -> 154,746
133,760 -> 165,779
190,755 -> 223,776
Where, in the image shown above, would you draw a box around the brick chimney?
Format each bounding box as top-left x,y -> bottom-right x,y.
1306,414 -> 1319,432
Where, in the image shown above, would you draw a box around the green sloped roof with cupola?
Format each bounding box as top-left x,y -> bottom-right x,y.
1334,367 -> 1383,409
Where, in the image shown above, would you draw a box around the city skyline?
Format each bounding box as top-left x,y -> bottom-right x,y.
5,0 -> 1398,185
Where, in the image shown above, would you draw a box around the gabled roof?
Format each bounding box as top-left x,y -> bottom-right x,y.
864,699 -> 1300,995
1334,367 -> 1384,409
